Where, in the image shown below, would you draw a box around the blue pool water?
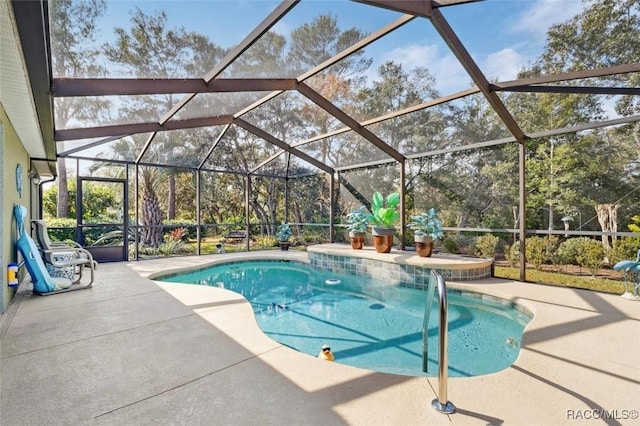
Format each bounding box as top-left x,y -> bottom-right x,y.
160,260 -> 531,377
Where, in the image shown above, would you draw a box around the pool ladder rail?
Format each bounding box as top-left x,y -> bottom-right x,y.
423,271 -> 456,414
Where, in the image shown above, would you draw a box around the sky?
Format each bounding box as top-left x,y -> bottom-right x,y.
96,0 -> 586,95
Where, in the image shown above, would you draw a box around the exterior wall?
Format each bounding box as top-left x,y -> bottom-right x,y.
1,103 -> 31,314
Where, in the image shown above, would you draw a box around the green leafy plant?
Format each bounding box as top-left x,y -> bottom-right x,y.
345,206 -> 369,234
474,234 -> 499,258
556,237 -> 586,266
366,192 -> 400,228
443,237 -> 459,254
157,231 -> 188,256
575,239 -> 605,277
254,235 -> 279,248
408,208 -> 444,240
608,236 -> 640,266
276,223 -> 292,242
505,242 -> 520,267
526,236 -> 557,270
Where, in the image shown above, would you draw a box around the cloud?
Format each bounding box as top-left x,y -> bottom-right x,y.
272,20 -> 292,39
511,0 -> 584,41
378,44 -> 470,94
481,48 -> 527,82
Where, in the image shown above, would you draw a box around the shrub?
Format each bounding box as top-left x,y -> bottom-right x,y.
556,237 -> 587,266
608,237 -> 640,266
136,244 -> 160,256
575,239 -> 605,277
301,229 -> 325,244
158,240 -> 186,256
163,220 -> 197,239
473,234 -> 499,258
505,242 -> 520,267
43,218 -> 76,241
441,234 -> 474,254
442,236 -> 458,253
526,236 -> 557,270
255,235 -> 278,248
166,227 -> 188,242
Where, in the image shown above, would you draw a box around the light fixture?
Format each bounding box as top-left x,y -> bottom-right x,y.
29,170 -> 41,185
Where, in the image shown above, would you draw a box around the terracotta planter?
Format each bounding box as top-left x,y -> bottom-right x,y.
414,235 -> 434,257
372,227 -> 395,253
348,231 -> 365,250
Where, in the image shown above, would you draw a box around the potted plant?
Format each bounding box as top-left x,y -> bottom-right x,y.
366,191 -> 400,253
345,206 -> 369,250
408,208 -> 444,257
276,222 -> 292,251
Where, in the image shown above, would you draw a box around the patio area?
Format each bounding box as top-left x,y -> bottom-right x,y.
1,251 -> 638,425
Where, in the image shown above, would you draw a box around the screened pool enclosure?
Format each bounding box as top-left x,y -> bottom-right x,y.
13,0 -> 640,278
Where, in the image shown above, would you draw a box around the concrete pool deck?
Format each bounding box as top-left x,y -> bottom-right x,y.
1,250 -> 639,425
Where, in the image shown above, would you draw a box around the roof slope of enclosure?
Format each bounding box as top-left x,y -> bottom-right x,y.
11,0 -> 640,178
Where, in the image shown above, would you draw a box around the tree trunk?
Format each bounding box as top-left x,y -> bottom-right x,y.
250,199 -> 270,235
57,158 -> 69,218
293,201 -> 302,239
142,187 -> 163,247
167,172 -> 176,220
595,204 -> 618,251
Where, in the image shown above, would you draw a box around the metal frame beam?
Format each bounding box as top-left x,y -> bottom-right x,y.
235,118 -> 334,174
492,85 -> 640,96
297,83 -> 405,162
197,124 -> 231,170
494,63 -> 640,88
429,8 -> 526,142
58,135 -> 126,156
354,0 -> 483,17
56,116 -> 233,141
52,78 -> 299,97
160,0 -> 299,126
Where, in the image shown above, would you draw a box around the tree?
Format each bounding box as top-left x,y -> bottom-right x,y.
288,14 -> 372,166
103,8 -> 224,245
43,180 -> 117,220
506,0 -> 640,231
542,0 -> 640,115
50,0 -> 107,218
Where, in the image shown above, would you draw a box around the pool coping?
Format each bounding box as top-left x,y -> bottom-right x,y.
138,251 -> 639,424
3,250 -> 638,425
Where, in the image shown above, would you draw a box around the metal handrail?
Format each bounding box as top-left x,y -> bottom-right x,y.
422,270 -> 456,414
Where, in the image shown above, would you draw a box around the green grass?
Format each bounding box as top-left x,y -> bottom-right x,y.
494,266 -> 626,295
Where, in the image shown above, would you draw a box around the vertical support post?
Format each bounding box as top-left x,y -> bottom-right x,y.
75,159 -> 82,245
245,174 -> 251,252
519,141 -> 526,282
329,171 -> 336,243
284,152 -> 290,225
196,170 -> 201,256
399,159 -> 406,250
134,164 -> 139,261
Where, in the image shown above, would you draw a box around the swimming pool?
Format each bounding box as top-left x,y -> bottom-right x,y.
159,260 -> 531,377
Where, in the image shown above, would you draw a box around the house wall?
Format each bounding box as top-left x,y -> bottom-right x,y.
1,102 -> 31,314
